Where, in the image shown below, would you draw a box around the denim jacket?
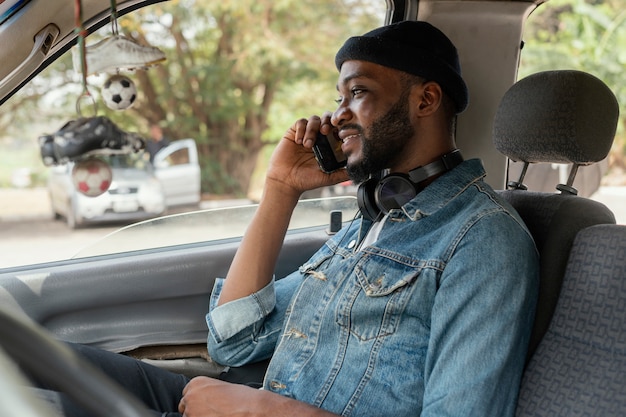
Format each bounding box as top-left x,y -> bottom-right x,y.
207,159 -> 539,417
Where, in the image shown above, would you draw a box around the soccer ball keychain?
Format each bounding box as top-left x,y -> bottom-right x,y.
64,0 -> 162,197
69,0 -> 131,196
99,1 -> 137,111
101,74 -> 137,111
71,156 -> 113,198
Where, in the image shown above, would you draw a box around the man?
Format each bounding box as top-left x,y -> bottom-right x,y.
184,20 -> 538,416
58,21 -> 539,417
146,123 -> 170,163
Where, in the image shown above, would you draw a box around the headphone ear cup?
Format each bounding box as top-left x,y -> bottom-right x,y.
357,178 -> 382,221
374,174 -> 418,214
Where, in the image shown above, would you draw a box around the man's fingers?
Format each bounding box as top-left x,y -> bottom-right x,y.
319,111 -> 334,135
290,114 -> 335,148
292,118 -> 309,144
302,115 -> 322,148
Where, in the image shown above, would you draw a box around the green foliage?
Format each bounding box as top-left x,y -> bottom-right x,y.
4,0 -> 624,189
118,0 -> 381,196
520,0 -> 626,163
2,0 -> 382,195
199,156 -> 240,195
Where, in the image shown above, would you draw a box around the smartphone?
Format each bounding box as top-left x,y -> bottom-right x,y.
312,130 -> 347,173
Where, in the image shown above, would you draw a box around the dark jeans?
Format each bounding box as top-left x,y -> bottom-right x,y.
59,343 -> 189,417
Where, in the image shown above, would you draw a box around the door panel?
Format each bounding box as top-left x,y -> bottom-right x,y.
0,226 -> 329,353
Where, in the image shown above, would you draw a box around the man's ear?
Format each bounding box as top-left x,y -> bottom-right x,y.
414,82 -> 443,116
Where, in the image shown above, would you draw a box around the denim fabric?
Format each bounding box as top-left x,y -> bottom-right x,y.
207,159 -> 539,417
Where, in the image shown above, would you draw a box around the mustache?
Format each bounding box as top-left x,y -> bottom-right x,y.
338,124 -> 363,141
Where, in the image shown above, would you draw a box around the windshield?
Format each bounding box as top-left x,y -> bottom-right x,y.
73,196 -> 359,258
0,1 -> 385,270
104,153 -> 149,170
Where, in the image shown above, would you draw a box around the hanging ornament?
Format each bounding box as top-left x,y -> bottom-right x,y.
101,74 -> 137,110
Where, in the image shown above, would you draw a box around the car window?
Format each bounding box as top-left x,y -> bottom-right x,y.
162,148 -> 189,165
0,1 -> 385,270
517,0 -> 625,221
0,0 -> 29,26
73,196 -> 359,259
1,0 -> 623,273
105,154 -> 148,169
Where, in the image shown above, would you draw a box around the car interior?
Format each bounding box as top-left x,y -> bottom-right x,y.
492,69 -> 626,415
493,69 -> 619,359
0,0 -> 625,416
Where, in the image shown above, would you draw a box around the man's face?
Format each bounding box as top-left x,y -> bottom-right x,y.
150,125 -> 161,140
332,61 -> 416,184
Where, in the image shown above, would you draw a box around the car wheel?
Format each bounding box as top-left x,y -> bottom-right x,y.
52,208 -> 63,221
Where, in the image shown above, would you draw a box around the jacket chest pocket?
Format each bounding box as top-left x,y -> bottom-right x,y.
335,253 -> 421,341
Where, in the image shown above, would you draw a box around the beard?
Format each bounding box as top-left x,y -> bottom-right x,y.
346,89 -> 415,184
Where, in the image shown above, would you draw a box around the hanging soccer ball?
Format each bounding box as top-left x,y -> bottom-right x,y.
71,157 -> 113,197
101,74 -> 137,110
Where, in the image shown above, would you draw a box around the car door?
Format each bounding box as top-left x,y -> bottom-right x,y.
153,139 -> 201,207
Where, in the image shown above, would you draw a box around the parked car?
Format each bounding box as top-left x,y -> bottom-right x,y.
0,0 -> 625,416
48,139 -> 200,228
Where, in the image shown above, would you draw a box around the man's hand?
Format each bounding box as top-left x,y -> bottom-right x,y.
216,113 -> 348,306
178,377 -> 262,416
178,376 -> 338,417
266,114 -> 349,198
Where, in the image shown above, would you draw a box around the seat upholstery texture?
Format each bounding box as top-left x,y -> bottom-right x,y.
497,191 -> 615,358
515,224 -> 626,416
493,70 -> 618,165
492,70 -> 619,360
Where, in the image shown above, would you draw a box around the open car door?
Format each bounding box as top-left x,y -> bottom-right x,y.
153,139 -> 201,207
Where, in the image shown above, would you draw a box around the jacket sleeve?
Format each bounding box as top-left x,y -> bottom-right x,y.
421,211 -> 539,417
206,271 -> 303,367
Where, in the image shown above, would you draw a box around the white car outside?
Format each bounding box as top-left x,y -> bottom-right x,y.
48,139 -> 201,228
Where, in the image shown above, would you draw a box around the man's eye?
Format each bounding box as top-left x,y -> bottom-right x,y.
351,88 -> 364,97
335,97 -> 343,105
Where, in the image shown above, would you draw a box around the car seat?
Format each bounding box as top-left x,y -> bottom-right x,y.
492,70 -> 619,360
515,224 -> 626,416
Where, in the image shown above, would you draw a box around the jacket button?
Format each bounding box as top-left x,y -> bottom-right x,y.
270,380 -> 287,390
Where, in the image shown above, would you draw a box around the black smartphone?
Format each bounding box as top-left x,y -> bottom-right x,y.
312,130 -> 347,173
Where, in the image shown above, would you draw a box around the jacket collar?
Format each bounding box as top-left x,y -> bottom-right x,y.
391,158 -> 487,221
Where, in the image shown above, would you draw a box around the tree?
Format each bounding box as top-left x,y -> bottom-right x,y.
1,0 -> 381,194
106,0 -> 380,196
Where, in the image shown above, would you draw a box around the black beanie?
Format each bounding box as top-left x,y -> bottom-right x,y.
335,21 -> 469,113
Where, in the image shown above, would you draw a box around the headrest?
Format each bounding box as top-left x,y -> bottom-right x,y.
493,70 -> 619,165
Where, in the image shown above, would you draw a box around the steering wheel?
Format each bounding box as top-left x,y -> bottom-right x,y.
0,304 -> 153,417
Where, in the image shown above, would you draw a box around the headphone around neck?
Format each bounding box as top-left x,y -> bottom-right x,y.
357,149 -> 464,221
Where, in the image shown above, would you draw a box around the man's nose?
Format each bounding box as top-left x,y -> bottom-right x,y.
331,103 -> 351,127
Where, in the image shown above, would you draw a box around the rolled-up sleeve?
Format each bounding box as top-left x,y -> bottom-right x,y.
206,272 -> 303,366
207,278 -> 276,342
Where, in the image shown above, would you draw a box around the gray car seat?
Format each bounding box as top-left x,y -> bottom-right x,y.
515,224 -> 626,416
492,70 -> 619,360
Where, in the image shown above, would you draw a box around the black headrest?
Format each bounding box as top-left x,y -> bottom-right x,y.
493,70 -> 619,165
